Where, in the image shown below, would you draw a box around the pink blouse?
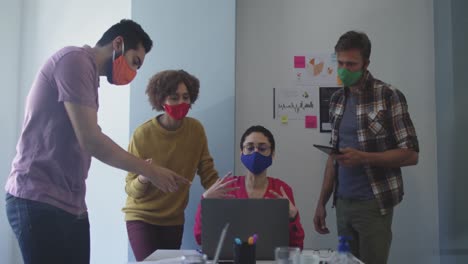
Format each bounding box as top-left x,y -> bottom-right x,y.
193,176 -> 305,249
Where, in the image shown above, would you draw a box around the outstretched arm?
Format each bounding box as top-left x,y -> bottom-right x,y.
64,102 -> 189,192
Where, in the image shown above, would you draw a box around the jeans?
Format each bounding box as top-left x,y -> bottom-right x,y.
5,193 -> 90,264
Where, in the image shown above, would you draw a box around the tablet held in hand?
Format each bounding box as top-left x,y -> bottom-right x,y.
313,144 -> 342,155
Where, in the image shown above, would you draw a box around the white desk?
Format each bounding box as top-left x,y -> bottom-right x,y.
128,249 -> 364,264
127,249 -> 197,264
130,249 -> 275,263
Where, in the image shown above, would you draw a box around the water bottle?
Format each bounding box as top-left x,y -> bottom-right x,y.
329,236 -> 358,264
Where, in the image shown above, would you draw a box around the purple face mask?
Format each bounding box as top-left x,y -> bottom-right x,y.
241,152 -> 272,175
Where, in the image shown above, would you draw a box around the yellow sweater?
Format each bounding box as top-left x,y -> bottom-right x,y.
122,116 -> 219,226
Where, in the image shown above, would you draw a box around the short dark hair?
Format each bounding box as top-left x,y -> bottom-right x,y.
240,125 -> 276,153
146,70 -> 200,111
96,19 -> 153,53
334,31 -> 371,61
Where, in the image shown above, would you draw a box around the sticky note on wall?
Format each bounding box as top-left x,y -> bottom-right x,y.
305,115 -> 317,128
294,56 -> 306,68
281,115 -> 288,124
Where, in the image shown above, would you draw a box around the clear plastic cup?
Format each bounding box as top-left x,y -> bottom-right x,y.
275,247 -> 301,264
300,253 -> 320,264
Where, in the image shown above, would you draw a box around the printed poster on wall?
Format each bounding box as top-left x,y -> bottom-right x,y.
293,53 -> 341,86
274,86 -> 316,120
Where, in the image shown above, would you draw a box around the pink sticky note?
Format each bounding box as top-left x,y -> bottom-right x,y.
294,56 -> 306,68
305,115 -> 317,128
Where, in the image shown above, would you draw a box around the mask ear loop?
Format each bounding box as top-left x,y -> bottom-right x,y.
112,40 -> 125,62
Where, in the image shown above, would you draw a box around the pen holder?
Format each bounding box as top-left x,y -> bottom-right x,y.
233,242 -> 256,264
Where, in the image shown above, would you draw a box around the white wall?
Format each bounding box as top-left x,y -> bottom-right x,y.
4,1 -> 132,263
0,1 -> 23,263
236,0 -> 439,263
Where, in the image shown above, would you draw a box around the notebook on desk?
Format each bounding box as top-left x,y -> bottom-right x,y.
201,199 -> 289,261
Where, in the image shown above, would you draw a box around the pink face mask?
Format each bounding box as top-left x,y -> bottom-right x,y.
163,102 -> 190,120
110,42 -> 136,85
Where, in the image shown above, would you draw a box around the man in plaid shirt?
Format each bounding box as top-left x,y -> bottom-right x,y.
313,31 -> 419,264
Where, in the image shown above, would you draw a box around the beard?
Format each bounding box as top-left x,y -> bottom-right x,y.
105,56 -> 114,84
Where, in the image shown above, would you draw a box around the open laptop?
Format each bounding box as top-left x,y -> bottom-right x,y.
201,199 -> 289,261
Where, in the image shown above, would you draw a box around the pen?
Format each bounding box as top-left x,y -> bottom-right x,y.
252,234 -> 258,243
234,238 -> 242,245
248,236 -> 254,245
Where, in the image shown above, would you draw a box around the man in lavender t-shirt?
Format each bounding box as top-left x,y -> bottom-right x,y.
5,19 -> 189,264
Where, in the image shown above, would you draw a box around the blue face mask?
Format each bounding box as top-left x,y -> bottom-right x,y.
241,152 -> 272,175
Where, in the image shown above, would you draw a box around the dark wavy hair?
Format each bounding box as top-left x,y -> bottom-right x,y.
96,19 -> 153,53
334,30 -> 371,61
146,70 -> 200,111
240,125 -> 276,152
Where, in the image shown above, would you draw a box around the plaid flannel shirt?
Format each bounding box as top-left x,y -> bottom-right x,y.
330,71 -> 419,215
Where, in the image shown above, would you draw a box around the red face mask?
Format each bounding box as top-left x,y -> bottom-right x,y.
164,103 -> 190,120
110,43 -> 136,85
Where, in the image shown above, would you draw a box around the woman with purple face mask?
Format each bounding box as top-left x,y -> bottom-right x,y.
193,125 -> 305,249
123,70 -> 235,261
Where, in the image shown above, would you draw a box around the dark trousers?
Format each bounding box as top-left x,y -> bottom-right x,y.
5,193 -> 90,264
126,220 -> 184,261
336,198 -> 393,264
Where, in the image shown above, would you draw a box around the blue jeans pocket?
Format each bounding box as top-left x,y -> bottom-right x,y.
5,193 -> 29,242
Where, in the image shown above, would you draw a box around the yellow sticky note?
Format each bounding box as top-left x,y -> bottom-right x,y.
281,115 -> 288,124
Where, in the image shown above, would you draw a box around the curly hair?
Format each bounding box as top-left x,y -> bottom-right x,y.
146,70 -> 200,111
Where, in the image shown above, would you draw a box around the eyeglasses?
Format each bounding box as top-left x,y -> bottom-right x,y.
242,143 -> 271,154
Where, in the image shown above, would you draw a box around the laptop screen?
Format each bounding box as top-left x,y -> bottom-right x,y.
201,199 -> 289,260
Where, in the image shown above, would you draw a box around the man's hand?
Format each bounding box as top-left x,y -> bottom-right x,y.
203,172 -> 239,198
334,147 -> 367,167
138,159 -> 153,184
145,165 -> 191,193
313,204 -> 330,234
